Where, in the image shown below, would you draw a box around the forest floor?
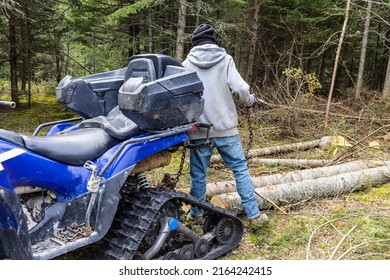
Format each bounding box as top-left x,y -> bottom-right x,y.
1,89 -> 389,260
157,91 -> 390,260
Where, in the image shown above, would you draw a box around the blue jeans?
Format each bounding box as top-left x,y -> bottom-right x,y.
189,135 -> 260,219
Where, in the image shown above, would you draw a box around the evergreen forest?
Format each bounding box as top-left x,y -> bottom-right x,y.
1,0 -> 389,108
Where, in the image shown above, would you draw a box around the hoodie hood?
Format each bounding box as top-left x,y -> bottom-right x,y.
186,44 -> 226,69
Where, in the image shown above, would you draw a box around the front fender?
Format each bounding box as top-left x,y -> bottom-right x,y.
0,185 -> 33,259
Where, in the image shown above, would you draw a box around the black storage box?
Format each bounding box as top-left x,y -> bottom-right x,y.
56,54 -> 204,130
56,68 -> 126,119
118,55 -> 204,130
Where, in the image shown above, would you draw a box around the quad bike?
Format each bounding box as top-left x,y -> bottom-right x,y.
0,54 -> 244,260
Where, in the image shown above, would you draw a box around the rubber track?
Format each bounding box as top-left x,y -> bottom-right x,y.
102,186 -> 243,260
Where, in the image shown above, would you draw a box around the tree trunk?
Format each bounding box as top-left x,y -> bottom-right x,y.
64,39 -> 70,75
383,56 -> 390,97
175,0 -> 187,62
26,12 -> 32,108
27,46 -> 31,108
9,17 -> 18,105
148,10 -> 153,53
204,160 -> 387,199
210,136 -> 334,163
324,0 -> 351,129
246,0 -> 260,85
128,21 -> 140,56
250,158 -> 332,168
210,165 -> 390,212
355,0 -> 372,100
55,35 -> 62,82
21,59 -> 27,94
195,0 -> 201,26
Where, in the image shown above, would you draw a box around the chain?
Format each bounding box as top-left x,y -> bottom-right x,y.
156,147 -> 186,190
164,107 -> 253,181
52,222 -> 92,243
175,146 -> 187,184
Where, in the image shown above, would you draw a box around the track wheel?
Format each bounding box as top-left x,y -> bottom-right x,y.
163,251 -> 178,260
194,238 -> 209,258
178,244 -> 194,260
215,217 -> 235,245
202,215 -> 220,234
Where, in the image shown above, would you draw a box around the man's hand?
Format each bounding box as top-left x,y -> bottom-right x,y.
248,96 -> 257,108
255,97 -> 275,110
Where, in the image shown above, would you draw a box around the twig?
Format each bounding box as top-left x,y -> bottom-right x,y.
254,190 -> 288,214
336,239 -> 390,260
329,224 -> 358,260
336,242 -> 366,260
306,214 -> 359,260
331,124 -> 390,164
306,217 -> 341,260
270,104 -> 390,123
318,213 -> 343,236
332,146 -> 371,164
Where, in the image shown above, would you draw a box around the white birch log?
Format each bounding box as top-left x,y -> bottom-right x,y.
210,165 -> 390,212
205,160 -> 388,199
250,158 -> 332,168
210,136 -> 334,163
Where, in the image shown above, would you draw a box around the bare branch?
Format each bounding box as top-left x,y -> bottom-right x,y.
0,0 -> 24,18
329,224 -> 359,260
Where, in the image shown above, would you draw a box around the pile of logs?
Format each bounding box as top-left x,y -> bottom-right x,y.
199,136 -> 390,213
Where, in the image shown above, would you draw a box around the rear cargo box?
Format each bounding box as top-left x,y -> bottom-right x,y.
56,68 -> 126,119
118,55 -> 204,130
56,54 -> 204,130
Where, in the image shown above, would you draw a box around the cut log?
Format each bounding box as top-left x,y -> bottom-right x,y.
210,136 -> 338,164
250,158 -> 332,168
205,160 -> 388,199
210,165 -> 390,213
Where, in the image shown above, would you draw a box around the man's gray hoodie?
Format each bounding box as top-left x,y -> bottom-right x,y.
182,44 -> 255,140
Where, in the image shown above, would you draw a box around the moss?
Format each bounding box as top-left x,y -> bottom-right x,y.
1,92 -> 77,134
352,184 -> 390,207
359,217 -> 390,240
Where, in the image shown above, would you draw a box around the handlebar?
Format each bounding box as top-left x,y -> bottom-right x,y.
0,101 -> 16,108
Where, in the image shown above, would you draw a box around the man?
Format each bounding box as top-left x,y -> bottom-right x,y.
182,24 -> 269,228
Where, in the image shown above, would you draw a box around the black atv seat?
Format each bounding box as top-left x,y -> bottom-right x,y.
125,57 -> 156,83
79,106 -> 140,140
0,128 -> 118,166
124,54 -> 184,82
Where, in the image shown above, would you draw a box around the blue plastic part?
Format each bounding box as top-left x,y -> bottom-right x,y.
168,218 -> 179,231
0,131 -> 189,202
0,187 -> 19,229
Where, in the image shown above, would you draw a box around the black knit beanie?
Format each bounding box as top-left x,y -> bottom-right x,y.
191,24 -> 216,47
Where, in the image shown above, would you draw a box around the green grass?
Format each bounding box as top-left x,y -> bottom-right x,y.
352,185 -> 390,207
1,91 -> 77,134
220,187 -> 390,260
